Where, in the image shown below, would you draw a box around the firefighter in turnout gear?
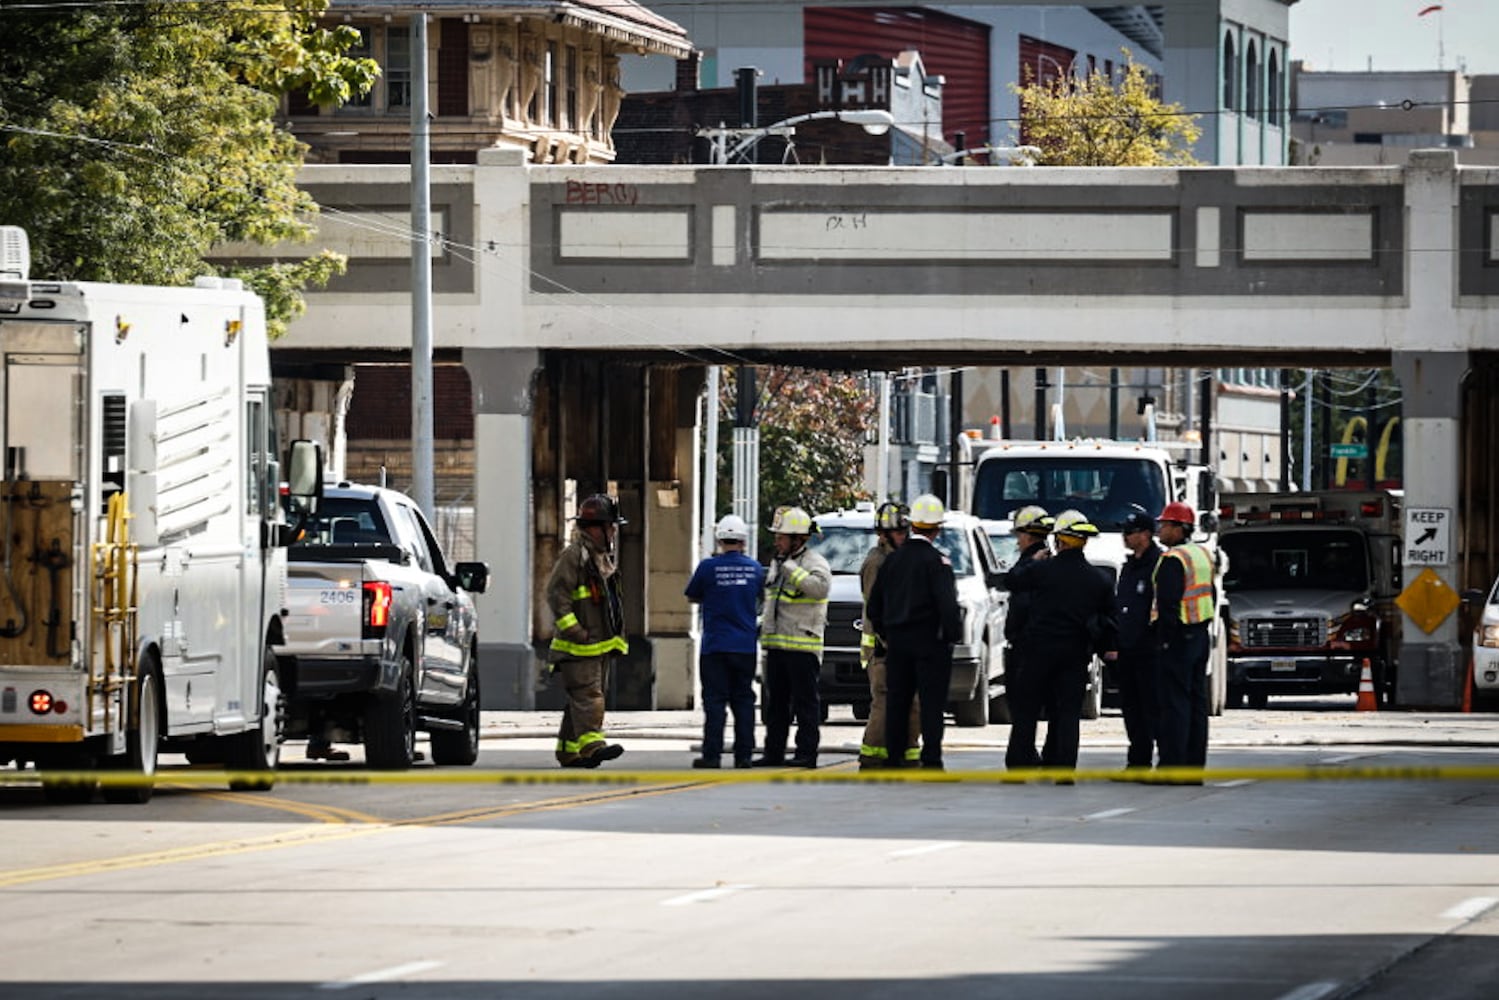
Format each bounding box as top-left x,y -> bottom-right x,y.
1152,502 -> 1216,779
867,494 -> 963,770
1003,505 -> 1054,769
857,501 -> 920,770
1003,509 -> 1117,776
754,506 -> 832,768
545,494 -> 628,768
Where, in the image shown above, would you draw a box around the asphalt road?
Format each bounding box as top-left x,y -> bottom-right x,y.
2,702 -> 1497,999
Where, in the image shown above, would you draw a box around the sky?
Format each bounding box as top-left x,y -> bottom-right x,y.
1288,1 -> 1499,74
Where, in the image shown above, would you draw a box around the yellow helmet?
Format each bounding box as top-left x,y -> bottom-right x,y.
769,506 -> 812,535
909,493 -> 946,529
1052,508 -> 1099,539
1012,505 -> 1054,536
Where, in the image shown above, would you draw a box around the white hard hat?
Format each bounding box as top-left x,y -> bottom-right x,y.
910,493 -> 945,529
1012,505 -> 1054,535
769,506 -> 813,535
715,514 -> 749,542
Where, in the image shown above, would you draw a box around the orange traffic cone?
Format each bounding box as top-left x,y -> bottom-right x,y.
1355,658 -> 1378,712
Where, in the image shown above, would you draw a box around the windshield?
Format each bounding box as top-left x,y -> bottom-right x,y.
972,456 -> 1168,531
290,497 -> 393,547
808,525 -> 973,576
1221,529 -> 1369,593
986,531 -> 1021,570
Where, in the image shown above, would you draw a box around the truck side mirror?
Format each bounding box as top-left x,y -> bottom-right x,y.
456,561 -> 490,594
1199,510 -> 1219,534
286,439 -> 323,515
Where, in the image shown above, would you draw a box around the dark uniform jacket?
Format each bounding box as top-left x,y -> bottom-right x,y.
1005,547 -> 1118,655
1115,544 -> 1163,653
1003,542 -> 1046,647
867,536 -> 963,647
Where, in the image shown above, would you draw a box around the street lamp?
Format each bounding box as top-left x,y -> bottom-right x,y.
697,109 -> 896,165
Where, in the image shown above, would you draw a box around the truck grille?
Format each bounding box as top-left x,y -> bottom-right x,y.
824,600 -> 862,650
1242,617 -> 1326,648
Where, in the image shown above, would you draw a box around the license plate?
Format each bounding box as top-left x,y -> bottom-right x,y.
1270,658 -> 1296,672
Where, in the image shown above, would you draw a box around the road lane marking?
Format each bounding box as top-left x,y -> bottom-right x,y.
195,790 -> 384,825
1321,753 -> 1368,765
1082,807 -> 1135,821
1441,896 -> 1499,921
1212,779 -> 1257,788
0,783 -> 708,888
661,884 -> 755,907
888,842 -> 961,859
1274,982 -> 1340,1000
319,960 -> 444,990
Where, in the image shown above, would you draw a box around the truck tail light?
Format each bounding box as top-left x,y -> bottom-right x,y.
28,690 -> 53,715
1358,499 -> 1383,518
363,581 -> 393,635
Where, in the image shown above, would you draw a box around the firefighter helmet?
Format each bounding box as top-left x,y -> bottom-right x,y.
1012,505 -> 1054,536
1157,501 -> 1196,526
874,501 -> 911,532
714,514 -> 749,542
576,493 -> 627,526
1053,508 -> 1099,538
769,506 -> 813,536
909,494 -> 945,530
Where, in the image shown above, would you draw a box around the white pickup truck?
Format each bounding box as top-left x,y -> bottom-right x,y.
281,483 -> 489,768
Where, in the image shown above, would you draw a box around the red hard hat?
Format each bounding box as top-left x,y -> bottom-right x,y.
1158,501 -> 1196,526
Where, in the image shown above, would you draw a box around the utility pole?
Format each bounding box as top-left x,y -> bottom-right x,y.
410,12 -> 435,520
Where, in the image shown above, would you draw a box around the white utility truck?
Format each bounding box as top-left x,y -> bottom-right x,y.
0,226 -> 319,802
953,435 -> 1229,717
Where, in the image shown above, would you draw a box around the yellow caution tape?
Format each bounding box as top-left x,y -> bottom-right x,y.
8,763 -> 1499,789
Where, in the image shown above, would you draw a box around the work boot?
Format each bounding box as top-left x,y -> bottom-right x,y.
786,754 -> 818,769
734,758 -> 754,769
751,755 -> 786,768
306,740 -> 350,762
691,757 -> 721,769
591,744 -> 625,765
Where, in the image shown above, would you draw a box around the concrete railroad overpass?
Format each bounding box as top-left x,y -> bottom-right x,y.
272,149 -> 1498,712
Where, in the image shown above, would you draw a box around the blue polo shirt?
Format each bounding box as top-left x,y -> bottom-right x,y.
685,551 -> 765,656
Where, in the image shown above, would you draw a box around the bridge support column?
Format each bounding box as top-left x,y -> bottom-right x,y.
465,347 -> 543,709
1394,152 -> 1470,708
1393,351 -> 1469,707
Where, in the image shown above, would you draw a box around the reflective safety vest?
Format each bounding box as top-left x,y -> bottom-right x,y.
546,533 -> 628,662
760,545 -> 832,661
1151,542 -> 1216,625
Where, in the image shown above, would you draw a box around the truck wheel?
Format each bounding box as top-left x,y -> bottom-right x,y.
365,655 -> 416,769
430,656 -> 480,766
228,649 -> 283,791
952,647 -> 989,728
102,667 -> 161,804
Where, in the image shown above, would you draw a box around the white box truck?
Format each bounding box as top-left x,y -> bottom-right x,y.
0,227 -> 319,802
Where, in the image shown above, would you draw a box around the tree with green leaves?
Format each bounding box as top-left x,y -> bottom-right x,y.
712,368 -> 876,556
0,1 -> 377,336
1011,52 -> 1200,166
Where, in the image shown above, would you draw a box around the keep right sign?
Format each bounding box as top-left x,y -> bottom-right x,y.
1404,507 -> 1451,566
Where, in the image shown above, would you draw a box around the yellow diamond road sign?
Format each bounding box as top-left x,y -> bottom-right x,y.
1395,567 -> 1461,634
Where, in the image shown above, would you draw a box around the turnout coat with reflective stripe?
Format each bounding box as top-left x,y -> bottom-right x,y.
546,532 -> 627,663
760,545 -> 832,661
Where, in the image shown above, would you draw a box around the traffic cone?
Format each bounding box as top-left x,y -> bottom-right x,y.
1355,658 -> 1378,712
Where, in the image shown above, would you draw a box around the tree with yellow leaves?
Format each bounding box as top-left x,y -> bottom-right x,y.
1011,53 -> 1200,166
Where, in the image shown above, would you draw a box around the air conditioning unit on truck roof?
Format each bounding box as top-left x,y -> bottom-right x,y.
0,226 -> 322,803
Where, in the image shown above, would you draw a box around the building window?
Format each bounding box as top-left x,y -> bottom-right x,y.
566,45 -> 578,131
386,26 -> 411,112
1268,49 -> 1282,126
545,42 -> 558,127
1222,30 -> 1238,111
346,27 -> 373,109
1245,39 -> 1260,120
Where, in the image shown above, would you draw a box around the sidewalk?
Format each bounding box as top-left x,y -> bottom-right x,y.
481,707 -> 1499,748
